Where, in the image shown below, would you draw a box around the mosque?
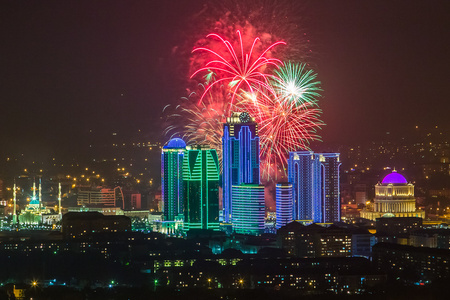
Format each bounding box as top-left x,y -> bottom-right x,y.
360,170 -> 425,221
15,179 -> 62,226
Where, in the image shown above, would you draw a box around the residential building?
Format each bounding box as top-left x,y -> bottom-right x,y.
288,151 -> 341,223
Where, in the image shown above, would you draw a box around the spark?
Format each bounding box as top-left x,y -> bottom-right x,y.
272,62 -> 322,107
236,63 -> 324,179
191,30 -> 285,106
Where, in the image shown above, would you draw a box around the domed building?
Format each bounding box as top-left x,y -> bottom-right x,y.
360,171 -> 425,221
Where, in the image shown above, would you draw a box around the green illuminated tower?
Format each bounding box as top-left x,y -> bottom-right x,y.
162,138 -> 186,221
183,145 -> 220,231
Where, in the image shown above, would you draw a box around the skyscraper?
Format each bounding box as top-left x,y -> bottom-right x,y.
288,151 -> 341,223
231,184 -> 265,235
183,145 -> 220,231
222,112 -> 260,224
288,151 -> 320,222
320,153 -> 341,223
161,138 -> 186,221
276,182 -> 293,229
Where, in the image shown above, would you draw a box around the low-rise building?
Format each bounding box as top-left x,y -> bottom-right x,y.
61,212 -> 131,239
372,243 -> 450,283
278,222 -> 352,257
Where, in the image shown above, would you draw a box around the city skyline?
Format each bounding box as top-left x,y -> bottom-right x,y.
1,1 -> 450,298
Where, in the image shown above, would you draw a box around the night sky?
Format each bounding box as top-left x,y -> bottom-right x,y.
1,0 -> 449,155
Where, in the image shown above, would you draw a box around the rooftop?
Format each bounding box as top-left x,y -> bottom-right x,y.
381,171 -> 408,185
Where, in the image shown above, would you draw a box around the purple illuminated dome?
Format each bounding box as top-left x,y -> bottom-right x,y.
164,138 -> 186,149
381,171 -> 408,185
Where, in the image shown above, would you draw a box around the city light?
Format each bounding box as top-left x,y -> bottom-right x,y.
0,1 -> 447,298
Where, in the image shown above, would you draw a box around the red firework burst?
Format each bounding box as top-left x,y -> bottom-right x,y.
190,30 -> 285,106
237,87 -> 323,180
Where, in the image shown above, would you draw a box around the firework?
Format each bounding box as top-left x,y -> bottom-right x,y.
163,84 -> 231,164
165,23 -> 323,181
237,63 -> 324,179
190,30 -> 285,106
272,62 -> 322,108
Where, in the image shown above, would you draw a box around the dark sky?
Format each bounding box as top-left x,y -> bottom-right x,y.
1,0 -> 449,154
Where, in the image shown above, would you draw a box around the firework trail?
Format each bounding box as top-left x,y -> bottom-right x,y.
163,84 -> 231,164
237,62 -> 324,180
190,30 -> 285,106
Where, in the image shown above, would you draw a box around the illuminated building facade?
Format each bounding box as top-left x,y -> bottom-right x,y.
288,151 -> 341,223
77,186 -> 124,207
222,112 -> 260,224
320,153 -> 341,223
276,182 -> 293,229
231,184 -> 265,235
161,138 -> 186,221
360,171 -> 425,221
183,145 -> 220,231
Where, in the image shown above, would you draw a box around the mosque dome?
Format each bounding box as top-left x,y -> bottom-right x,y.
381,171 -> 408,185
164,138 -> 186,149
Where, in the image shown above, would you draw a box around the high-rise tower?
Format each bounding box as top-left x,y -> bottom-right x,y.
222,112 -> 260,224
320,153 -> 341,223
183,145 -> 220,231
161,138 -> 186,221
288,151 -> 320,222
13,182 -> 17,226
276,182 -> 293,229
288,151 -> 341,223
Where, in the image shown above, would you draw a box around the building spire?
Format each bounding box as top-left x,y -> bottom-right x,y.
39,177 -> 42,211
32,178 -> 36,201
13,180 -> 17,226
58,182 -> 62,215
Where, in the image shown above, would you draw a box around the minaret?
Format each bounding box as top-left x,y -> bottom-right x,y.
39,177 -> 42,211
13,182 -> 17,226
58,182 -> 62,215
32,179 -> 36,201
